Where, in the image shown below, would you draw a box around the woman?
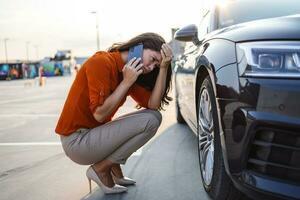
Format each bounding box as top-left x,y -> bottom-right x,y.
55,32 -> 173,194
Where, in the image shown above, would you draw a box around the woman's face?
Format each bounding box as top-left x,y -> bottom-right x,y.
142,49 -> 162,74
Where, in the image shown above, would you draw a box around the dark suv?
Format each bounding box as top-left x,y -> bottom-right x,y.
174,0 -> 300,199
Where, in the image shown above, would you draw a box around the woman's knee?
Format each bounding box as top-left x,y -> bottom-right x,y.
145,109 -> 162,126
143,110 -> 162,134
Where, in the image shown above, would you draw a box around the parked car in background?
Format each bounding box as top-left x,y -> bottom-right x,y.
174,0 -> 300,199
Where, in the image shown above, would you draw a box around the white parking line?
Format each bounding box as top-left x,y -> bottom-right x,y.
0,142 -> 143,157
0,142 -> 61,146
0,114 -> 58,117
0,93 -> 55,105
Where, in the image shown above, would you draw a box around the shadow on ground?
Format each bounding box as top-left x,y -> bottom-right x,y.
81,123 -> 210,200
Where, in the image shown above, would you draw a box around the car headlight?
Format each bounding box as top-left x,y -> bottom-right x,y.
236,41 -> 300,77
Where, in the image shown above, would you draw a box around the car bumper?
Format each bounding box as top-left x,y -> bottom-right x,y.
219,77 -> 300,200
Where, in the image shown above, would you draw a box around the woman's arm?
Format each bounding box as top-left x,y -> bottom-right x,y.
93,81 -> 130,122
93,58 -> 143,122
148,44 -> 173,109
148,68 -> 168,109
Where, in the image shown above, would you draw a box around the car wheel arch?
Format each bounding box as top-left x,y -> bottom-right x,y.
195,65 -> 209,115
195,62 -> 232,178
194,61 -> 218,116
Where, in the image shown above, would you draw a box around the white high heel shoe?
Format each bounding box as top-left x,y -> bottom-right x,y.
86,166 -> 128,194
111,172 -> 136,186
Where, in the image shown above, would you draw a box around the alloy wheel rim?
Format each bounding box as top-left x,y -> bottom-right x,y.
198,88 -> 214,186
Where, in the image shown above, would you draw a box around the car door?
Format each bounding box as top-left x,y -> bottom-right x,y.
178,45 -> 197,126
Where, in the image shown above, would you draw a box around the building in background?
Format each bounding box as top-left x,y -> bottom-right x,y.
0,61 -> 39,80
39,50 -> 75,77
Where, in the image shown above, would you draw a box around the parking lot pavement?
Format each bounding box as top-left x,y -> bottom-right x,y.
83,124 -> 210,200
0,76 -> 210,200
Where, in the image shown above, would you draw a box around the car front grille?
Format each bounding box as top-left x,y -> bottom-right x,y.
247,126 -> 300,183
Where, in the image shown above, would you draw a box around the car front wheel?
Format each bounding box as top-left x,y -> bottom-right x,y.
197,76 -> 248,200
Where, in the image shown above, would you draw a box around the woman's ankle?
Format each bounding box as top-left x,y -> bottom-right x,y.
91,160 -> 115,188
111,163 -> 124,178
92,159 -> 114,173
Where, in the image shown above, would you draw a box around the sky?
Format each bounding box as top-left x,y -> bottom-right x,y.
0,0 -> 216,61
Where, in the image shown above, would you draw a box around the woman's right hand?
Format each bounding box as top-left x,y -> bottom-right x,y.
122,57 -> 143,87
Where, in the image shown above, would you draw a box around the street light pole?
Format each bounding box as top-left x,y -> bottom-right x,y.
4,38 -> 9,63
26,41 -> 30,62
34,45 -> 39,60
90,11 -> 100,51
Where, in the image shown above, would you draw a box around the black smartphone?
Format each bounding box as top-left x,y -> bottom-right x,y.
127,44 -> 143,65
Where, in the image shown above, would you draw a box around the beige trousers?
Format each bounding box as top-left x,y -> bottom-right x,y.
60,109 -> 162,165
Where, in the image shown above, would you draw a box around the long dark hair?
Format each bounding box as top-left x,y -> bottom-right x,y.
108,32 -> 172,110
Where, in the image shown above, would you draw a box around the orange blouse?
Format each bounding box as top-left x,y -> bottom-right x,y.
55,51 -> 151,136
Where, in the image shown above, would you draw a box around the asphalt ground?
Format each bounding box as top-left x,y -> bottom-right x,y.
0,75 -> 210,200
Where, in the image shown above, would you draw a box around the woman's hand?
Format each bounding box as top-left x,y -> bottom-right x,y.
122,57 -> 143,87
160,43 -> 173,69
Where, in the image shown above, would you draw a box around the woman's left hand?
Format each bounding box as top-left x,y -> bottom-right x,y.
160,43 -> 173,69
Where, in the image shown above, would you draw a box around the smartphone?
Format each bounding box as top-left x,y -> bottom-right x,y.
127,44 -> 143,65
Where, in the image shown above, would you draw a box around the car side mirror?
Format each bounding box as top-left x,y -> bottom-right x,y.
174,24 -> 202,46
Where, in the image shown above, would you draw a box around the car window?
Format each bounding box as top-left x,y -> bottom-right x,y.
218,0 -> 300,29
198,11 -> 210,40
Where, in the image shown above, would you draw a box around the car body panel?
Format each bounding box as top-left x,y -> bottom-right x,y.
174,5 -> 300,200
209,14 -> 300,43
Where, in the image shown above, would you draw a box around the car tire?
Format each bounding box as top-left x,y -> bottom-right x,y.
197,76 -> 248,200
